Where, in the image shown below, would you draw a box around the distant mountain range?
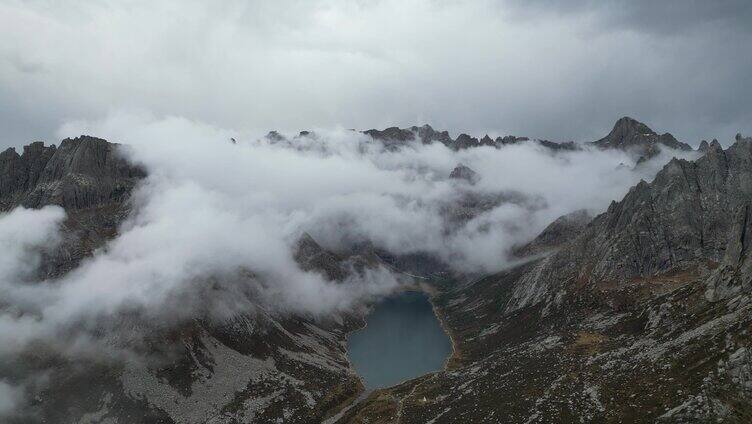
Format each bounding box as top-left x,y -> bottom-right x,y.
261,116 -> 698,158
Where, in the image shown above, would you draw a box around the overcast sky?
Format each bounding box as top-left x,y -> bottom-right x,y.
1,0 -> 750,149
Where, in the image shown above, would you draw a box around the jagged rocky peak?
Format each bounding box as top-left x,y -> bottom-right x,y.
699,139 -> 724,156
592,116 -> 692,157
0,135 -> 145,211
537,139 -> 579,151
594,116 -> 655,149
606,116 -> 656,140
52,136 -> 138,178
410,124 -> 453,145
597,135 -> 752,277
452,133 -> 480,150
361,124 -> 583,153
449,163 -> 478,183
0,141 -> 57,197
363,126 -> 415,142
709,138 -> 724,152
496,135 -> 530,145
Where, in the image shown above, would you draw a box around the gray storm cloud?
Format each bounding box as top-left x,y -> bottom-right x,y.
0,0 -> 750,147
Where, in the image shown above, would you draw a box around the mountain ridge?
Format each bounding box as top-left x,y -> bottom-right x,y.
260,116 -> 700,154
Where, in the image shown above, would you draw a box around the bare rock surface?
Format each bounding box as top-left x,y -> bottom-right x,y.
514,209 -> 591,257
591,116 -> 692,159
1,135 -> 144,211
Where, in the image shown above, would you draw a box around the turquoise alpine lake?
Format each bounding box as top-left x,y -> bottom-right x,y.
347,291 -> 452,391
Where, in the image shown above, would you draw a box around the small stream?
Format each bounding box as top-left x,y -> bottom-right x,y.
347,291 -> 452,391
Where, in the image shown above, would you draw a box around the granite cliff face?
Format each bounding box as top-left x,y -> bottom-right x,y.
505,136 -> 752,313
0,135 -> 144,211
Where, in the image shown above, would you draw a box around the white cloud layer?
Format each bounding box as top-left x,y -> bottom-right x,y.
0,111 -> 698,360
0,112 -> 699,411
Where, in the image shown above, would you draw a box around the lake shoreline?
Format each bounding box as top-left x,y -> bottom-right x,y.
327,282 -> 454,420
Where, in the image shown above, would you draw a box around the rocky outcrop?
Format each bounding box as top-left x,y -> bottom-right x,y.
0,141 -> 56,207
479,134 -> 495,147
587,138 -> 745,278
537,139 -> 579,151
450,133 -> 479,150
0,136 -> 145,211
360,127 -> 415,151
410,124 -> 453,145
705,203 -> 752,301
591,116 -> 692,159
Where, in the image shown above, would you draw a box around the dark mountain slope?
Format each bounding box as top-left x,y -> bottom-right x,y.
340,137 -> 752,423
